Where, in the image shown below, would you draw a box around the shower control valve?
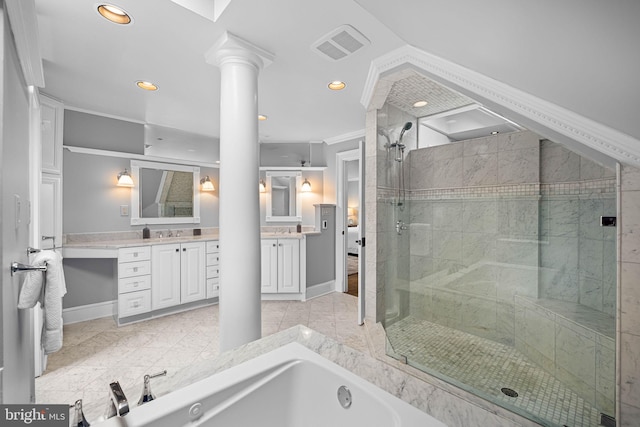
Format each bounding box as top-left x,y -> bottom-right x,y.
396,220 -> 408,235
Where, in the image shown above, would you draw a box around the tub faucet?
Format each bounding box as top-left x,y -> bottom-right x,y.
72,399 -> 90,427
105,381 -> 129,419
138,370 -> 167,405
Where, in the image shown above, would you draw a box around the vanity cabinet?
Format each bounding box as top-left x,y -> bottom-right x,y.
261,238 -> 300,294
117,246 -> 152,317
151,242 -> 206,310
206,240 -> 220,298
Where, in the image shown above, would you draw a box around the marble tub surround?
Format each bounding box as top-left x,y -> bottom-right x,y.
76,325 -> 533,427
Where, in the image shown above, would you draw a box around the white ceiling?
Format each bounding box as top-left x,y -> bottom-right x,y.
35,0 -> 639,154
354,0 -> 640,142
34,0 -> 406,144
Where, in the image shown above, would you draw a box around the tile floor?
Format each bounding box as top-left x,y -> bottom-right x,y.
35,292 -> 368,421
385,316 -> 602,427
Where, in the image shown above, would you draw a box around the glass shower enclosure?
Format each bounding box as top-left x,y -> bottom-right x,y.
378,111 -> 617,427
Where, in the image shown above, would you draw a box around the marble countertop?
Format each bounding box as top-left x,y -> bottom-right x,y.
62,232 -> 311,250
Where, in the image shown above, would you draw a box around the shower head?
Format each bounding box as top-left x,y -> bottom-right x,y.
378,128 -> 391,146
399,121 -> 413,142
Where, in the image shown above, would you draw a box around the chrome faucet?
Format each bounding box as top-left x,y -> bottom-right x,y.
138,370 -> 167,405
167,229 -> 173,238
105,381 -> 129,419
72,399 -> 90,427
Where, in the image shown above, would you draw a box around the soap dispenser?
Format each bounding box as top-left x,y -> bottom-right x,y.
143,225 -> 150,239
296,223 -> 302,233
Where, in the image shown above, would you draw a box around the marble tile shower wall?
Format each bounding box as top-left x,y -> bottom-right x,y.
399,131 -> 541,344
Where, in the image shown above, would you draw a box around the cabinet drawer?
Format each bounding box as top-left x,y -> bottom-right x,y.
206,278 -> 219,298
119,246 -> 151,263
206,265 -> 220,279
118,290 -> 151,317
206,241 -> 220,253
118,260 -> 151,278
206,253 -> 220,266
119,275 -> 151,294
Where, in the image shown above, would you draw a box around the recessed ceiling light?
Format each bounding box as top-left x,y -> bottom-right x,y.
97,4 -> 132,24
413,100 -> 428,108
136,81 -> 158,91
328,81 -> 346,91
491,131 -> 500,135
258,114 -> 268,121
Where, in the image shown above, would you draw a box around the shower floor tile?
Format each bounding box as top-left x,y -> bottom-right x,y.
385,316 -> 602,427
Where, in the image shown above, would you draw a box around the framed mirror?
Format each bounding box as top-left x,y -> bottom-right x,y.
265,171 -> 302,222
130,160 -> 201,225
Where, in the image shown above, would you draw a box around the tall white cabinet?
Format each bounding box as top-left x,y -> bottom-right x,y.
39,94 -> 64,250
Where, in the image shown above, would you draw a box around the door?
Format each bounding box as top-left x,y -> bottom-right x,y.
181,242 -> 206,303
278,239 -> 300,293
1,22 -> 36,402
151,244 -> 181,309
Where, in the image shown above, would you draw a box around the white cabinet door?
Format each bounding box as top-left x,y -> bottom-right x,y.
278,239 -> 300,293
40,95 -> 64,175
261,239 -> 278,293
40,175 -> 62,249
181,242 -> 206,303
152,244 -> 181,309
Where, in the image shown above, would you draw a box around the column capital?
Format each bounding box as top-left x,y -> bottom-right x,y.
205,31 -> 274,70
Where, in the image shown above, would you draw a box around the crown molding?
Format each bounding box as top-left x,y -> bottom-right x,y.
324,129 -> 365,146
362,45 -> 640,168
5,0 -> 44,87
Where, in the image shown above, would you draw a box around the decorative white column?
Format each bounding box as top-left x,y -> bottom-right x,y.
206,32 -> 274,351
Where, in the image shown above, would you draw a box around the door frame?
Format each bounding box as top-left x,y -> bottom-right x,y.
335,145 -> 365,323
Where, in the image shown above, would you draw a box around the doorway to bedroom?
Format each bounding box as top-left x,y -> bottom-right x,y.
345,159 -> 360,297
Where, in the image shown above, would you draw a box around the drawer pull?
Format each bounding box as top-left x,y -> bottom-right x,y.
134,253 -> 138,257
133,302 -> 139,308
133,267 -> 138,272
133,282 -> 138,287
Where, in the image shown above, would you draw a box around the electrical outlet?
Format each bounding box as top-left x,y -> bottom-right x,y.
120,205 -> 129,216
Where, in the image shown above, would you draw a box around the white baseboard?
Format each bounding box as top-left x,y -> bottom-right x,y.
305,280 -> 335,301
63,300 -> 116,324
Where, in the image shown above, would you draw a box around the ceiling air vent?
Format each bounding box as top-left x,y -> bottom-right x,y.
312,25 -> 370,61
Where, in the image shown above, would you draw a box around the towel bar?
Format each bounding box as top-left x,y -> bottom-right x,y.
11,262 -> 47,277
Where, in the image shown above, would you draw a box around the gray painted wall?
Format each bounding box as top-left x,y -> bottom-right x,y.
306,205 -> 336,287
64,110 -> 144,154
62,259 -> 117,308
63,151 -> 220,233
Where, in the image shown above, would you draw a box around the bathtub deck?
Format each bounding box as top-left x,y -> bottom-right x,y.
385,316 -> 602,427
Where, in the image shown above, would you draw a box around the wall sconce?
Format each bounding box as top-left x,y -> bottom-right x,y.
259,179 -> 266,193
301,178 -> 312,192
117,168 -> 134,187
200,176 -> 215,191
347,207 -> 355,216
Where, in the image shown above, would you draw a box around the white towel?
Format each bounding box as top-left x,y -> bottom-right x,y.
18,250 -> 67,354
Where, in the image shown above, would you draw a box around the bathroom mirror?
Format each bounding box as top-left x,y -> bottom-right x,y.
130,160 -> 201,225
265,171 -> 302,222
